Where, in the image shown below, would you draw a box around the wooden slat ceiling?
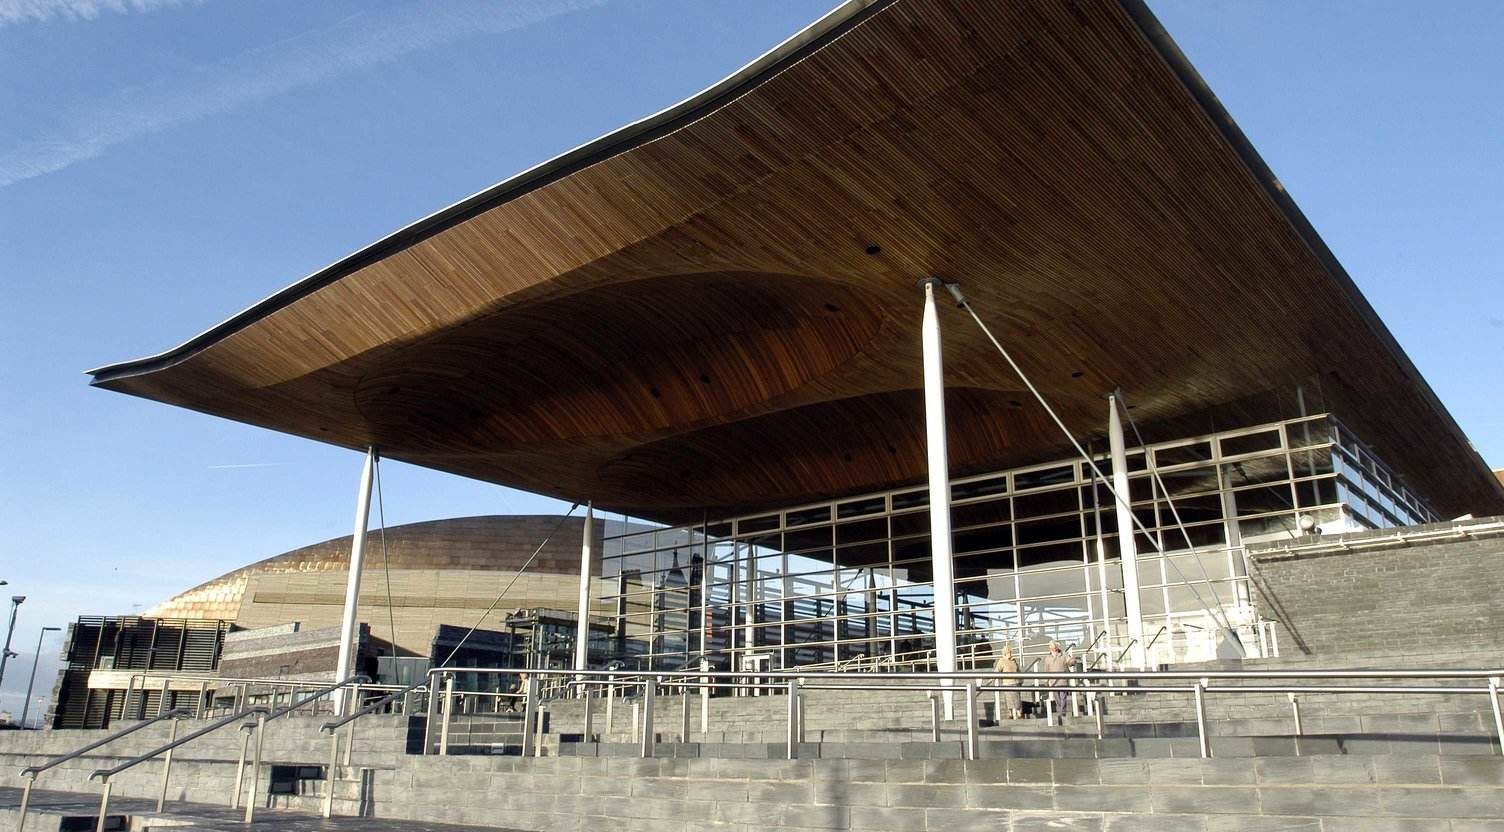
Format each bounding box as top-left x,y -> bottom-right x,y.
90,0 -> 1503,522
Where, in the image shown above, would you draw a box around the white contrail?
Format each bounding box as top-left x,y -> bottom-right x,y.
0,0 -> 606,187
0,0 -> 199,27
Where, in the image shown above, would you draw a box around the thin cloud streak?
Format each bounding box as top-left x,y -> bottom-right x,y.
0,0 -> 606,187
0,0 -> 199,27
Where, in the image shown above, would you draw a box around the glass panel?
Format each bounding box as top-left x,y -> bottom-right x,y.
738,514 -> 780,534
836,496 -> 885,519
786,505 -> 831,528
835,542 -> 888,569
951,498 -> 1011,529
952,475 -> 1008,501
1016,541 -> 1083,571
890,512 -> 929,537
1015,465 -> 1075,491
1232,484 -> 1294,516
1219,429 -> 1281,457
836,517 -> 887,545
1286,416 -> 1332,448
1017,568 -> 1086,598
891,490 -> 928,510
784,524 -> 832,552
1225,456 -> 1290,487
1013,488 -> 1079,519
1155,441 -> 1212,467
954,525 -> 1013,555
1015,516 -> 1081,546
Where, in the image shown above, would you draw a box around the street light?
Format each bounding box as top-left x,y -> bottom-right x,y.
0,596 -> 24,690
21,626 -> 61,728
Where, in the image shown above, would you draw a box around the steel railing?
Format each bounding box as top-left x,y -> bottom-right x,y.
62,674 -> 368,829
14,708 -> 189,832
122,671 -> 408,719
410,665 -> 1504,765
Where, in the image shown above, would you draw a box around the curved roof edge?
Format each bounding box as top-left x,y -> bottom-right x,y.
86,0 -> 891,385
1120,0 -> 1504,506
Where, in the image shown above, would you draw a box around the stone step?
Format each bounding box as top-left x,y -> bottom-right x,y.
555,727 -> 1501,760
365,752 -> 1504,830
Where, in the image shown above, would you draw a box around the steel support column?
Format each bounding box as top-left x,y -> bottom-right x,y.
573,502 -> 595,678
919,278 -> 959,718
1107,395 -> 1146,668
333,447 -> 376,716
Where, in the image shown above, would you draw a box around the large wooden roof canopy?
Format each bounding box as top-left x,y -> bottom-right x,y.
90,0 -> 1503,522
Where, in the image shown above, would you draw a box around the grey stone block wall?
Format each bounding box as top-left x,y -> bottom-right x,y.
1248,520 -> 1504,658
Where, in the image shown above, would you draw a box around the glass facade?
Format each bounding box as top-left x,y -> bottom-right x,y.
600,413 -> 1434,672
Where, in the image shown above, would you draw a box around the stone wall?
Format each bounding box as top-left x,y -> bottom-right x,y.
1247,517 -> 1504,659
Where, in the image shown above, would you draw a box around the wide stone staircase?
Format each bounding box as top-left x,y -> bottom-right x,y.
3,653 -> 1502,831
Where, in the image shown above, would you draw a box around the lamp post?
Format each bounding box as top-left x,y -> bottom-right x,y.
21,626 -> 61,728
0,596 -> 24,690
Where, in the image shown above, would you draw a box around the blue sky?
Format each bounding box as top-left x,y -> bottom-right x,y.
1,0 -> 1500,715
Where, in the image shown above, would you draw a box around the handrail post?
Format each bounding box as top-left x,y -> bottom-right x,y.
1489,677 -> 1504,757
700,658 -> 711,735
439,674 -> 455,756
423,677 -> 439,754
230,724 -> 252,809
785,679 -> 800,759
158,677 -> 171,718
1194,679 -> 1211,758
583,688 -> 595,743
156,715 -> 181,812
681,684 -> 691,742
605,682 -> 615,737
929,693 -> 941,742
244,711 -> 266,823
534,704 -> 546,757
521,674 -> 540,758
196,681 -> 208,719
95,778 -> 113,832
1092,691 -> 1104,740
323,730 -> 340,818
797,687 -> 806,745
1288,692 -> 1303,736
964,681 -> 979,760
640,679 -> 657,758
18,772 -> 35,832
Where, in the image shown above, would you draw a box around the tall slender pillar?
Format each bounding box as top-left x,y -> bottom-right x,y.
574,502 -> 595,675
333,447 -> 376,715
919,279 -> 958,716
1107,396 -> 1147,667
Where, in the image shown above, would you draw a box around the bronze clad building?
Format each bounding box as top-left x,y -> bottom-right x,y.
144,515 -> 605,656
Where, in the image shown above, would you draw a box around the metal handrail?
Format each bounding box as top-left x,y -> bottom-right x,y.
321,677 -> 430,734
264,674 -> 371,722
83,673 -> 369,826
420,664 -> 1504,762
13,707 -> 191,832
20,708 -> 188,778
1144,625 -> 1171,652
89,706 -> 269,782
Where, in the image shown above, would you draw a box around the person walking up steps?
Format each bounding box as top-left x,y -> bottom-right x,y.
993,642 -> 1022,720
1043,641 -> 1073,722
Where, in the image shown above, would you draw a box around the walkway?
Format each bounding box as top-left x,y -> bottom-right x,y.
0,786 -> 517,831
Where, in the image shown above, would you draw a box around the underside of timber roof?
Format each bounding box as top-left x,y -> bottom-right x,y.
89,0 -> 1504,522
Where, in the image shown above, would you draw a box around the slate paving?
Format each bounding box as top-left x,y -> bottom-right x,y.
0,786 -> 519,831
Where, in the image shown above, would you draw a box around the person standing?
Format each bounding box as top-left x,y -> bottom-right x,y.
992,642 -> 1022,720
1042,641 -> 1074,721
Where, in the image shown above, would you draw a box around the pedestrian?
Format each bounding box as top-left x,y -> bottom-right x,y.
992,642 -> 1022,720
1042,641 -> 1073,721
